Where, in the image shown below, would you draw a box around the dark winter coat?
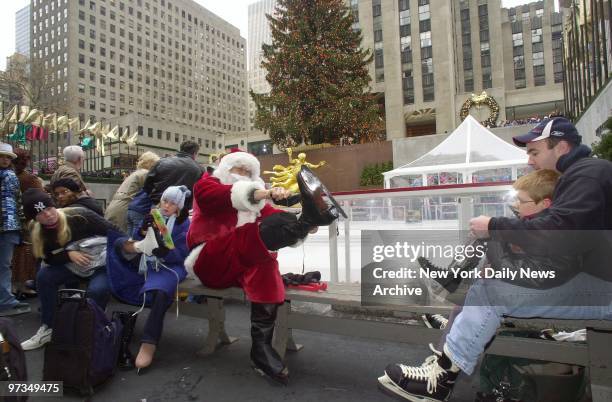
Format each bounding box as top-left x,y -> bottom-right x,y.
486,210 -> 581,289
69,196 -> 104,216
142,152 -> 203,208
40,207 -> 123,266
488,145 -> 612,283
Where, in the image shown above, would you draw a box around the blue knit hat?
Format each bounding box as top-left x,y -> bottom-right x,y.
160,185 -> 191,211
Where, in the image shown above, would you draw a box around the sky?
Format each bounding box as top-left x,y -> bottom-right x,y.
0,0 -> 546,71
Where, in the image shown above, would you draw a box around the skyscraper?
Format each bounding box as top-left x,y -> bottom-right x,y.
15,5 -> 31,57
244,0 -> 277,155
244,0 -> 565,149
31,0 -> 249,160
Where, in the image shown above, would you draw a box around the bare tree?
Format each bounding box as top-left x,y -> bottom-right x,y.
0,54 -> 68,113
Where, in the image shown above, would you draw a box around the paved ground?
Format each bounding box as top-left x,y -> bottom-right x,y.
11,299 -> 480,402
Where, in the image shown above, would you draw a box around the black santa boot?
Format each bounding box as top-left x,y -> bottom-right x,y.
112,311 -> 138,370
250,302 -> 289,385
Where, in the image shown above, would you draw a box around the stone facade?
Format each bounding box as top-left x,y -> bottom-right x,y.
30,0 -> 248,159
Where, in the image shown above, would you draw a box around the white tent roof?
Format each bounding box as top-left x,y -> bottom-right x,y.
384,115 -> 527,184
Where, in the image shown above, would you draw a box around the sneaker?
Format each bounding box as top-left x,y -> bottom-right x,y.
0,302 -> 31,317
21,325 -> 53,351
422,314 -> 449,330
378,344 -> 460,402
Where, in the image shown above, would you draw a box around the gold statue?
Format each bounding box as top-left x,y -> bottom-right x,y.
264,148 -> 326,193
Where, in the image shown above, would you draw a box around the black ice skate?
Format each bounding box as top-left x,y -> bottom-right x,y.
417,239 -> 486,293
378,344 -> 460,402
421,314 -> 449,330
297,165 -> 347,227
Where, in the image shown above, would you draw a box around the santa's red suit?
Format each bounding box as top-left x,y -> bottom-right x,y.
185,151 -> 286,304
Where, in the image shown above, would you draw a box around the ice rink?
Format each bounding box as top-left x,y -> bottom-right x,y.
276,219 -> 461,282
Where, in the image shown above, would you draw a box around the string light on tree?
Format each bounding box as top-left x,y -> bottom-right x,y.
251,0 -> 385,150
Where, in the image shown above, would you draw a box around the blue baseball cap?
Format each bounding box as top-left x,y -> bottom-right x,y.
512,117 -> 582,147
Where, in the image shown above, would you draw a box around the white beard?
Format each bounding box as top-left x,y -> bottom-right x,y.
214,167 -> 266,188
229,173 -> 251,184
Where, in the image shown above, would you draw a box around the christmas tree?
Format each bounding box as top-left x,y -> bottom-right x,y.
251,0 -> 384,149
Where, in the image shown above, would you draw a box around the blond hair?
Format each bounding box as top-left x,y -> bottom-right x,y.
513,169 -> 560,203
31,209 -> 72,259
136,151 -> 160,170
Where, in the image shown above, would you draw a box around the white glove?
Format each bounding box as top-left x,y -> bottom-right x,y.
133,227 -> 159,256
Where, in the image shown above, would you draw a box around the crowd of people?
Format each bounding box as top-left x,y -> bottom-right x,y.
0,138 -> 336,382
497,115 -> 550,127
0,116 -> 610,399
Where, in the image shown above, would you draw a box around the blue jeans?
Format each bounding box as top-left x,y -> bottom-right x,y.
0,232 -> 21,310
37,265 -> 111,327
126,210 -> 145,238
141,290 -> 172,345
446,273 -> 612,375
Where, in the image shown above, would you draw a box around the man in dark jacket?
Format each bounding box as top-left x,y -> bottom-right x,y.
127,141 -> 204,234
471,117 -> 612,281
377,117 -> 612,402
142,141 -> 204,208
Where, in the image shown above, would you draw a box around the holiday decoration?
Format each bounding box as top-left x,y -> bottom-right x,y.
251,0 -> 384,150
0,105 -> 138,148
264,148 -> 326,193
459,91 -> 500,128
208,152 -> 227,165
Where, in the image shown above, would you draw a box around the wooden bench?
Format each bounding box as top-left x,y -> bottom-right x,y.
176,279 -> 612,401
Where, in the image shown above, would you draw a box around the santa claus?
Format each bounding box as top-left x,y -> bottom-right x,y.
186,149 -> 338,384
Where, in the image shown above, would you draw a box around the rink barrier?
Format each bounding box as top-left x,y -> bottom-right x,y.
328,182 -> 515,283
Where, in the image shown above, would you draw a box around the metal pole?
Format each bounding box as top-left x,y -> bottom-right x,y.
344,200 -> 351,283
328,219 -> 339,283
599,0 -> 610,79
458,196 -> 474,244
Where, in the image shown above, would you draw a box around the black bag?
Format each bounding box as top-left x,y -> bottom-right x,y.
43,290 -> 122,396
0,318 -> 28,402
480,330 -> 586,402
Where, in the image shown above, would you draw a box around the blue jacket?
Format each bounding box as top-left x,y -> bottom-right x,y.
106,217 -> 190,306
127,189 -> 152,215
0,168 -> 22,233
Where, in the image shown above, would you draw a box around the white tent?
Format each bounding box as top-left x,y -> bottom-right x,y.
384,115 -> 528,188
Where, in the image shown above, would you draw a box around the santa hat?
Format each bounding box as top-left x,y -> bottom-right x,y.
213,148 -> 262,184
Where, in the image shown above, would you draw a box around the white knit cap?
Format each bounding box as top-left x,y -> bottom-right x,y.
161,185 -> 191,211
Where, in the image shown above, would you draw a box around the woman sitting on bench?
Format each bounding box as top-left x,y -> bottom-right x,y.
20,188 -> 117,351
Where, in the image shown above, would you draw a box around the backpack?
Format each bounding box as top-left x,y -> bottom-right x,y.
43,289 -> 123,396
480,330 -> 586,402
0,318 -> 27,402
